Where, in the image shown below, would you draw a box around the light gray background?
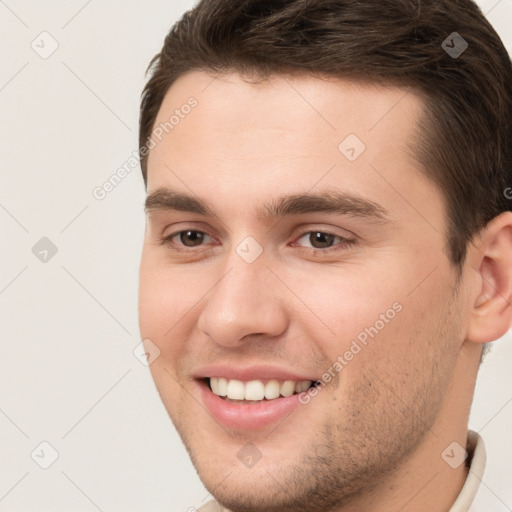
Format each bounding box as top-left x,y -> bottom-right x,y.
0,1 -> 511,511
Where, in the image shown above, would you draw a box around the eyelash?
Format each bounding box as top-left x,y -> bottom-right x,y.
160,229 -> 356,254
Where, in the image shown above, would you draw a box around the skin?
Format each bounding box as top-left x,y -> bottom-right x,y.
138,70 -> 512,512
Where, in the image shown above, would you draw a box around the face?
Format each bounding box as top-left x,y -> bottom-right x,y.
138,71 -> 467,512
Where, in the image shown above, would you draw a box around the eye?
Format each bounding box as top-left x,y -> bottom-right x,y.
160,228 -> 354,254
294,231 -> 355,250
162,230 -> 214,248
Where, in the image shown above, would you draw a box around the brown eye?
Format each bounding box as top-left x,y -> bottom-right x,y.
294,230 -> 355,252
179,230 -> 206,247
309,232 -> 337,249
160,229 -> 215,251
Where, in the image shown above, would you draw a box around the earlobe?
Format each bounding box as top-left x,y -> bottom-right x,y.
466,212 -> 512,344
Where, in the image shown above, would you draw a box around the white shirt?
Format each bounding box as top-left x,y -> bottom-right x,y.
198,430 -> 486,512
451,430 -> 486,512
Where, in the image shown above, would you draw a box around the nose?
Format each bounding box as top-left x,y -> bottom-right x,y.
196,252 -> 288,347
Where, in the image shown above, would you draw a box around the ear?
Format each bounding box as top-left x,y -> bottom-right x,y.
466,211 -> 512,343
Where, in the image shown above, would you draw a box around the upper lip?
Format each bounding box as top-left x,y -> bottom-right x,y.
194,364 -> 317,382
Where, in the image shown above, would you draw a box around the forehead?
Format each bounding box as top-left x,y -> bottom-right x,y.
147,69 -> 424,172
149,70 -> 424,156
145,70 -> 444,235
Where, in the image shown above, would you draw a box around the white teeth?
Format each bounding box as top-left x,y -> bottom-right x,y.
280,380 -> 295,397
245,380 -> 265,401
210,377 -> 220,395
226,379 -> 245,399
217,377 -> 228,397
264,379 -> 281,400
209,378 -> 312,401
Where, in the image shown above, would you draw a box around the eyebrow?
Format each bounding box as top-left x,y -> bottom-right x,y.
144,187 -> 392,224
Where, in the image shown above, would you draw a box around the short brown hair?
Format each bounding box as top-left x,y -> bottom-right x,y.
139,0 -> 512,272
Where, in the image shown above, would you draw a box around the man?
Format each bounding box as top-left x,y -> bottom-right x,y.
137,0 -> 512,510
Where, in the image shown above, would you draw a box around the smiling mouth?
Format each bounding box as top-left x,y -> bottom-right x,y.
205,377 -> 315,403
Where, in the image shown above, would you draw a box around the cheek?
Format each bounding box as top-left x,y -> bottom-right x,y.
288,259 -> 449,376
138,255 -> 193,360
138,262 -> 192,414
284,264 -> 403,356
138,261 -> 165,339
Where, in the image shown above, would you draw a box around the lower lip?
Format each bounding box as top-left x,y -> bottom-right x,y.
198,380 -> 303,430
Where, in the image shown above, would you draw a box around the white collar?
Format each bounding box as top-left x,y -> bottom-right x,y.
449,430 -> 486,511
